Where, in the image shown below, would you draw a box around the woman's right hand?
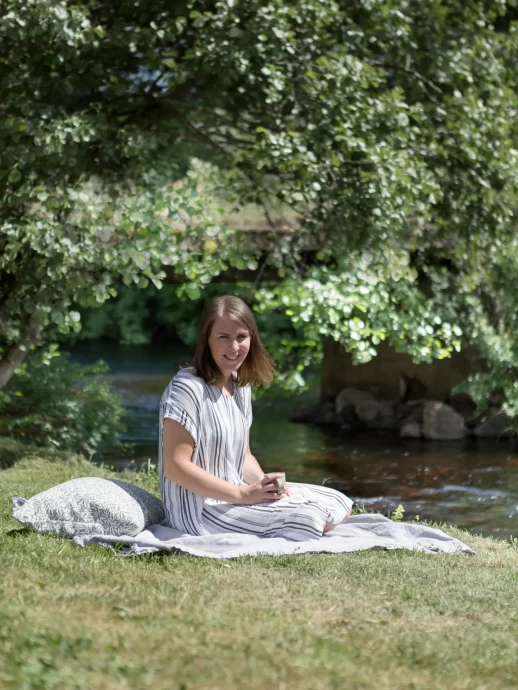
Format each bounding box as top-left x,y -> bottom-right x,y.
236,473 -> 288,504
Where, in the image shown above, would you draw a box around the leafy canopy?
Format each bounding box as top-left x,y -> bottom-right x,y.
1,0 -> 518,402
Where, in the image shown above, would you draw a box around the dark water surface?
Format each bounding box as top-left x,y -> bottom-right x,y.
69,342 -> 518,542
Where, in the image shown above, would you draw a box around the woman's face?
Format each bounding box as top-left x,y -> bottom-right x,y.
208,315 -> 251,378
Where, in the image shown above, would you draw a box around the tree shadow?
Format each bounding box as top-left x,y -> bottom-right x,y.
3,527 -> 32,538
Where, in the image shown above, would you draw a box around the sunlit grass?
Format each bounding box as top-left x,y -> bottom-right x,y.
1,444 -> 517,690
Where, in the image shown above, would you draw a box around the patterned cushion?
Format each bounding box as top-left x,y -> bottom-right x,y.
11,477 -> 165,538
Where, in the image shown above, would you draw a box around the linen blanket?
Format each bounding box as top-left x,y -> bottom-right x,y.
73,513 -> 475,559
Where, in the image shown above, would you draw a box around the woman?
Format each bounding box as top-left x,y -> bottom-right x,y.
159,295 -> 354,541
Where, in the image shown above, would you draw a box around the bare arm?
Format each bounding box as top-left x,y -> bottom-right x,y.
163,419 -> 287,505
243,430 -> 265,484
162,419 -> 242,502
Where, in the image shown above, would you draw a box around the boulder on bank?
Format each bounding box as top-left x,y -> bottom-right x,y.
356,400 -> 397,429
335,387 -> 375,417
422,401 -> 465,440
400,421 -> 422,438
474,411 -> 515,439
291,388 -> 514,440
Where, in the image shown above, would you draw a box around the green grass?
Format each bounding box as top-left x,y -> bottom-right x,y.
1,442 -> 518,690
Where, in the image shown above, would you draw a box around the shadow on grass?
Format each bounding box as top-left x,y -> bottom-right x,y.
4,527 -> 33,538
0,437 -> 82,471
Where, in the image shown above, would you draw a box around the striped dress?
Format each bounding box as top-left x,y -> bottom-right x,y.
158,367 -> 354,541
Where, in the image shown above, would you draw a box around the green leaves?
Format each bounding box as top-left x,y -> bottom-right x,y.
2,0 -> 518,399
0,354 -> 127,455
255,245 -> 465,374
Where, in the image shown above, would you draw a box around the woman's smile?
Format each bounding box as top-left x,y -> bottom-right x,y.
208,314 -> 251,377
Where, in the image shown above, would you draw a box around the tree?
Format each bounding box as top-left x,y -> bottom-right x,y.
2,1 -> 518,402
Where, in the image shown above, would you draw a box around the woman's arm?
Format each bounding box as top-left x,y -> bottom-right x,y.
243,431 -> 265,484
163,420 -> 286,504
163,419 -> 242,502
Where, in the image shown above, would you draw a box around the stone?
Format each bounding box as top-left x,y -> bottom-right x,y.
335,387 -> 375,417
422,401 -> 465,440
474,411 -> 515,439
400,421 -> 422,439
396,399 -> 424,422
355,400 -> 397,429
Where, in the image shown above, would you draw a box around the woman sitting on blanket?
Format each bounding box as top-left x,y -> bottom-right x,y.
159,294 -> 354,541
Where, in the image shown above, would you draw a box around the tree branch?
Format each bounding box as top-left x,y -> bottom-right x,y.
367,60 -> 443,103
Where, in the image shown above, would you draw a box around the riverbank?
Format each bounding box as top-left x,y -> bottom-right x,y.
1,445 -> 518,689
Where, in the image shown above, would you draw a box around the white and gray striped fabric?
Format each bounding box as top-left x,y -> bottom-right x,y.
159,367 -> 354,541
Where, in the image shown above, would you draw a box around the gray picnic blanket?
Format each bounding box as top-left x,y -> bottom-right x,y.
73,513 -> 475,559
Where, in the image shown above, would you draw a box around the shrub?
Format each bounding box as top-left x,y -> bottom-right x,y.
0,355 -> 127,457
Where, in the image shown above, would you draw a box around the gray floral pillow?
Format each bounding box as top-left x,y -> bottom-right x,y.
11,476 -> 165,538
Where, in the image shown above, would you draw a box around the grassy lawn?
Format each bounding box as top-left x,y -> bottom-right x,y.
1,442 -> 518,690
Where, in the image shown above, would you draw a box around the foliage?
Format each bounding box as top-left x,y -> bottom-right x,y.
2,0 -> 518,406
255,249 -> 464,364
74,284 -> 154,345
0,158 -> 256,385
0,436 -> 82,471
454,370 -> 518,421
0,355 -> 127,455
391,504 -> 406,522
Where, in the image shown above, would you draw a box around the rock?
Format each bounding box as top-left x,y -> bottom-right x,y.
335,387 -> 375,417
400,421 -> 422,438
448,393 -> 477,420
355,400 -> 397,429
355,400 -> 380,422
422,401 -> 465,440
396,399 -> 424,422
474,411 -> 515,439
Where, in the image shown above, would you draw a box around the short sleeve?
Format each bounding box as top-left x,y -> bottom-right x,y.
162,374 -> 201,446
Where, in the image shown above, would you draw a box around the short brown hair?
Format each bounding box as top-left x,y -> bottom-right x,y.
184,295 -> 276,387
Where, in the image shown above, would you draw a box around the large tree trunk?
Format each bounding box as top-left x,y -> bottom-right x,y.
0,314 -> 43,390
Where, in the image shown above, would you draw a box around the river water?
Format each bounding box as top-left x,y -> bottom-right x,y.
69,341 -> 518,543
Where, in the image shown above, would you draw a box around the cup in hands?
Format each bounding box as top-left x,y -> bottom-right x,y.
238,472 -> 288,504
263,472 -> 286,494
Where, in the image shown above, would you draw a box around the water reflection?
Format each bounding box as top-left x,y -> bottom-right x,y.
249,401 -> 518,541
